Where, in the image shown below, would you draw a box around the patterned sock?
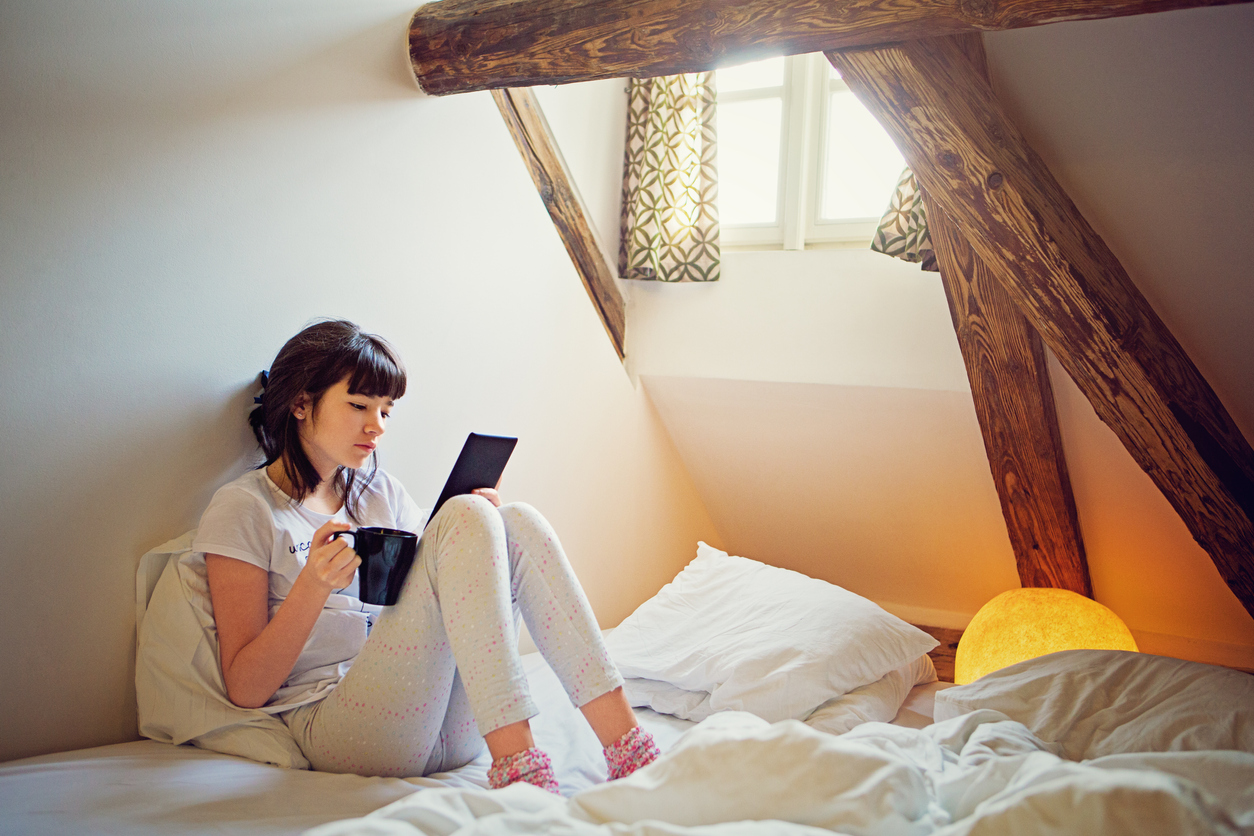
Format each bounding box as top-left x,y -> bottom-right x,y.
604,726 -> 660,780
487,747 -> 560,794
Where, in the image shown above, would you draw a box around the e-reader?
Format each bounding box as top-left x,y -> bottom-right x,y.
427,433 -> 517,525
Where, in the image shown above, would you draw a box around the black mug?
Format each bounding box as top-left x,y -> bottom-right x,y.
330,526 -> 417,606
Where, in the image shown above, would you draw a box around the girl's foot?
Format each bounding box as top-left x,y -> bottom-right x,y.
604,726 -> 660,780
487,747 -> 560,794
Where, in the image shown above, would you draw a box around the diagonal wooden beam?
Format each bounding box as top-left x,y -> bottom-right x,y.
926,33 -> 1090,596
408,0 -> 1250,95
491,87 -> 626,359
827,37 -> 1254,618
931,195 -> 1091,595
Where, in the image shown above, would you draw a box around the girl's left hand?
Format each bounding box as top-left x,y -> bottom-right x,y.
472,488 -> 501,507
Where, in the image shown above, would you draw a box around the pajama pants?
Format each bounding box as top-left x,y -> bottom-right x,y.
283,495 -> 624,777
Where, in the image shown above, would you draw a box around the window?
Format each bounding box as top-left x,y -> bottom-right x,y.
716,53 -> 906,249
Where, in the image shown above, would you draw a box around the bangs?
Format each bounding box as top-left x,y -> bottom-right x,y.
344,336 -> 407,400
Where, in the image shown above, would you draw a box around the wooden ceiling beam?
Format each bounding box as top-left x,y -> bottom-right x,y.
492,88 -> 626,359
409,0 -> 1250,95
827,36 -> 1254,618
927,33 -> 1090,596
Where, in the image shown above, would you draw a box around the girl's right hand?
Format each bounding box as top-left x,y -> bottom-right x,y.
300,520 -> 361,594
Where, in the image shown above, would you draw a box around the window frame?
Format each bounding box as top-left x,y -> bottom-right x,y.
718,53 -> 898,251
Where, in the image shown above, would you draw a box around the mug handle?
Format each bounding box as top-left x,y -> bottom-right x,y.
330,530 -> 357,547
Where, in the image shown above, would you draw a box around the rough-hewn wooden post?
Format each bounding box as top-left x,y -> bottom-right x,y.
925,34 -> 1090,596
931,196 -> 1091,595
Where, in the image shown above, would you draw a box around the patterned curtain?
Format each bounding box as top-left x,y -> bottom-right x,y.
619,73 -> 720,282
870,167 -> 938,272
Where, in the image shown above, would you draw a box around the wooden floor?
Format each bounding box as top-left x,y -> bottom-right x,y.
916,624 -> 963,683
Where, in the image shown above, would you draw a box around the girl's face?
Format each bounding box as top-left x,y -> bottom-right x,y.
296,376 -> 394,478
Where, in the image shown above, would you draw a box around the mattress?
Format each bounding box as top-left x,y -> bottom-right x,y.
0,652 -> 947,836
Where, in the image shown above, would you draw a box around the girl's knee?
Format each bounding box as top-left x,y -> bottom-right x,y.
425,494 -> 506,557
496,503 -> 551,536
498,501 -> 537,519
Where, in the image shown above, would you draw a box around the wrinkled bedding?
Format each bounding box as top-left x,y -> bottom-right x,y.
306,708 -> 1254,836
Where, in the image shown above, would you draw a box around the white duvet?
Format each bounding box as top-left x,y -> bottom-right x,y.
305,708 -> 1254,836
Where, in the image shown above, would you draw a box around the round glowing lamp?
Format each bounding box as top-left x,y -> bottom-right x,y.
954,588 -> 1138,685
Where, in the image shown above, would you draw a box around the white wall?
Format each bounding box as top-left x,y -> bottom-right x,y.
626,249 -> 969,392
641,374 -> 1022,626
0,0 -> 717,762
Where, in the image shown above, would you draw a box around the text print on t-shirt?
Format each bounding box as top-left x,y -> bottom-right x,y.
290,540 -> 312,555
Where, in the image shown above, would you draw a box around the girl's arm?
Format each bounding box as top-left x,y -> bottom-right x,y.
206,519 -> 360,709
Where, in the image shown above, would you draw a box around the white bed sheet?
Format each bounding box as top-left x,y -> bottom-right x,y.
0,740 -> 423,836
0,651 -> 730,836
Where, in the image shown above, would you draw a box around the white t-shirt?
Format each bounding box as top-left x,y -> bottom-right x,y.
193,468 -> 428,707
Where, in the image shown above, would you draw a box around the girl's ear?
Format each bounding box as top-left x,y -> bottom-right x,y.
292,392 -> 312,420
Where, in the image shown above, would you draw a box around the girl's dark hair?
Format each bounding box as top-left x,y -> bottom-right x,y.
249,319 -> 406,521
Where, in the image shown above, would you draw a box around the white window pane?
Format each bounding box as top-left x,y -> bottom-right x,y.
716,56 -> 785,93
821,90 -> 905,221
717,98 -> 783,225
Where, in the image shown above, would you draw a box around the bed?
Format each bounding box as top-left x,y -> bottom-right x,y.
0,656 -> 951,835
2,541 -> 1251,836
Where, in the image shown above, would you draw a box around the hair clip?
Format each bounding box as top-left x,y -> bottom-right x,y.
255,370 -> 270,404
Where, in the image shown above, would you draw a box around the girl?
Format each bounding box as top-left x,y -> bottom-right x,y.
195,319 -> 658,789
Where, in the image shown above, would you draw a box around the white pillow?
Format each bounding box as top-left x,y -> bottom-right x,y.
622,678 -> 716,722
933,649 -> 1254,760
135,531 -> 310,769
605,542 -> 939,723
804,654 -> 938,735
